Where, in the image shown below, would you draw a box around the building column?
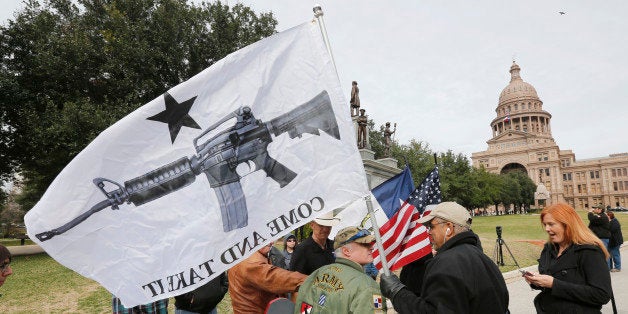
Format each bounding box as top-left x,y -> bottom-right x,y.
517,117 -> 522,131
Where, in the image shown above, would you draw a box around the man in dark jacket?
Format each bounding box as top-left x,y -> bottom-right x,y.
289,211 -> 340,275
379,202 -> 509,313
608,211 -> 623,271
588,204 -> 611,266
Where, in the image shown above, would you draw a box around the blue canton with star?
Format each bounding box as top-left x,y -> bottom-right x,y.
406,167 -> 442,215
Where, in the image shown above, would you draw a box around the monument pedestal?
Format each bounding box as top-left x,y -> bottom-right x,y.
360,149 -> 400,189
376,157 -> 398,169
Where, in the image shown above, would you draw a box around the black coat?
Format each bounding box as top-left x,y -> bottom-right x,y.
289,236 -> 334,275
391,231 -> 509,314
174,272 -> 228,314
533,243 -> 611,313
588,213 -> 611,239
609,218 -> 624,248
400,253 -> 433,296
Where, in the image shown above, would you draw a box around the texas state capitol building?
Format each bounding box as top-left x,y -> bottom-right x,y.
471,62 -> 628,210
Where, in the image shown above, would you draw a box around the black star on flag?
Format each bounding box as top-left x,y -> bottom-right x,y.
147,93 -> 201,143
406,167 -> 442,215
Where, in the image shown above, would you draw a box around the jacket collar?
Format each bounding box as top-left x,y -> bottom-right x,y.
334,257 -> 365,272
438,230 -> 481,252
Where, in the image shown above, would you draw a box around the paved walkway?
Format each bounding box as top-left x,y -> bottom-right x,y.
505,243 -> 627,314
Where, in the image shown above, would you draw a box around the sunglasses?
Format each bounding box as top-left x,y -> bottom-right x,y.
0,262 -> 10,273
339,229 -> 371,247
286,239 -> 296,242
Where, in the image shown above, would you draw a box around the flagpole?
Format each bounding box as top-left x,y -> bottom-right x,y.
313,5 -> 338,73
366,194 -> 391,276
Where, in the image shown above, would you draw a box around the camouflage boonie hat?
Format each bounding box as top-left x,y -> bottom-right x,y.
333,226 -> 375,250
592,204 -> 604,209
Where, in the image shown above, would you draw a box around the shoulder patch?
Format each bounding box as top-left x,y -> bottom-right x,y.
373,294 -> 383,309
318,293 -> 327,306
300,302 -> 313,314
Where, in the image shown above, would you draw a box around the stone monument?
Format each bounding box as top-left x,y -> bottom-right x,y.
350,81 -> 360,117
383,122 -> 396,157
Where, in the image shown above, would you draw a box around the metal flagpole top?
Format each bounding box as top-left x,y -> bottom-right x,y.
313,4 -> 323,18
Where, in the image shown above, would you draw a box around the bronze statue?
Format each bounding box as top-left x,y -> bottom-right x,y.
350,81 -> 360,117
384,122 -> 396,157
357,109 -> 368,148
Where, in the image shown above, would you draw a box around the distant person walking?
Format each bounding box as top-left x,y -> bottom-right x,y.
0,244 -> 13,287
587,204 -> 611,268
607,211 -> 623,272
525,203 -> 611,313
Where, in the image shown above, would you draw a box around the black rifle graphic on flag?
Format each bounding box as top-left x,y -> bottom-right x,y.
36,91 -> 340,241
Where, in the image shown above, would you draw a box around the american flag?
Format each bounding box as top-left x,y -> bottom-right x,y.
373,167 -> 441,270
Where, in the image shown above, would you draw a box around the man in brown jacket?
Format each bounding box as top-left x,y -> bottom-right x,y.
228,242 -> 307,313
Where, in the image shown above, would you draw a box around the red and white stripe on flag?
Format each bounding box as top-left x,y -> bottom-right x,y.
372,202 -> 432,271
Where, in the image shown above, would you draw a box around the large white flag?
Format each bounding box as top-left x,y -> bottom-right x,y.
329,194 -> 388,239
25,21 -> 368,307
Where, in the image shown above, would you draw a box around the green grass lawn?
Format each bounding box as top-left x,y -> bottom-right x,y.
1,211 -> 626,312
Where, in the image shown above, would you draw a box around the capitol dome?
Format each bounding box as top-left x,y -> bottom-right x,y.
489,62 -> 552,140
498,61 -> 540,106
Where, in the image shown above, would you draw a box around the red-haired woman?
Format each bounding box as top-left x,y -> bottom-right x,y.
524,203 -> 612,313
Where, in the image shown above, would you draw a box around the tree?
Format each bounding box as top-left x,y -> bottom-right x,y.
504,171 -> 536,213
0,0 -> 277,210
472,167 -> 502,210
437,150 -> 474,207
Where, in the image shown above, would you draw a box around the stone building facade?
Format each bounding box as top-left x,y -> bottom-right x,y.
471,62 -> 628,209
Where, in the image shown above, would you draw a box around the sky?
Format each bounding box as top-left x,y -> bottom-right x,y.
2,0 -> 627,160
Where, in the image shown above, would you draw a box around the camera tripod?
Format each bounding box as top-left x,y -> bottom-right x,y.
493,226 -> 520,268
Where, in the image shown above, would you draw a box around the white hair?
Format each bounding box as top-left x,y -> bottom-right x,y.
334,242 -> 359,258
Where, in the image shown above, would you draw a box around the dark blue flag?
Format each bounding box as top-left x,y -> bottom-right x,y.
372,166 -> 415,218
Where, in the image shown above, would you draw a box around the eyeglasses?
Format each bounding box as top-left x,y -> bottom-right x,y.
357,242 -> 375,251
426,221 -> 447,231
0,262 -> 10,273
286,239 -> 296,242
339,229 -> 371,246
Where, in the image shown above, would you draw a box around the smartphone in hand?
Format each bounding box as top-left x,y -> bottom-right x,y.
520,270 -> 533,277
